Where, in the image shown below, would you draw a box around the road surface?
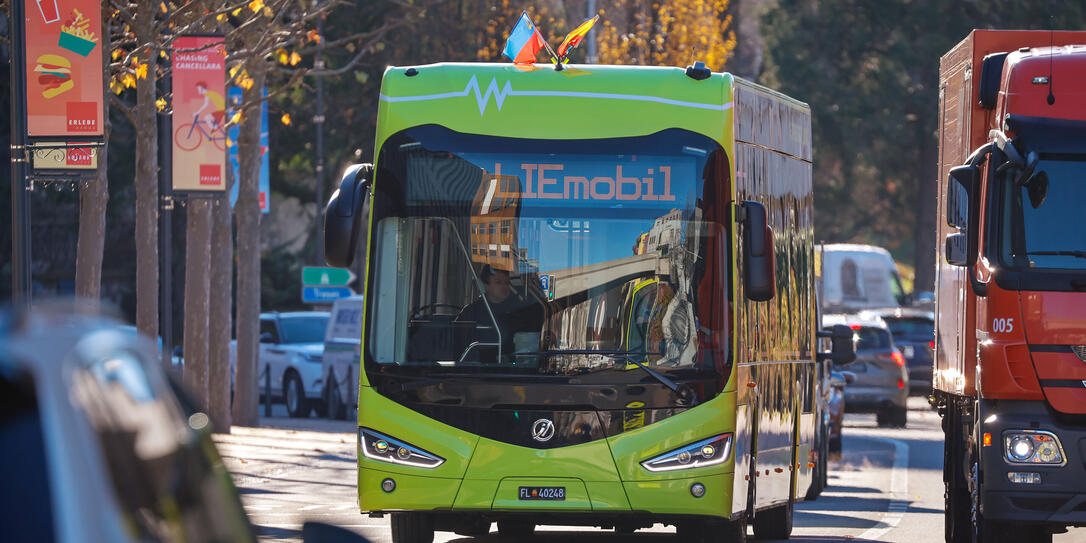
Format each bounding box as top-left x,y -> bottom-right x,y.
214,397 -> 1082,542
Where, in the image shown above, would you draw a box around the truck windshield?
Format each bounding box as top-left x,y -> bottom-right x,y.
998,155 -> 1086,270
367,126 -> 731,381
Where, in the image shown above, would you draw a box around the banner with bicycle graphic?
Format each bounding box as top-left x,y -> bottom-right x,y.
172,35 -> 226,192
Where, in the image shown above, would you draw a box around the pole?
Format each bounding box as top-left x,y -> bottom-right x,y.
314,16 -> 326,266
587,0 -> 598,63
160,70 -> 174,367
10,0 -> 32,308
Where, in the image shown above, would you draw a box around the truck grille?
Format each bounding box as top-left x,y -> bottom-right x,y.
1073,345 -> 1086,362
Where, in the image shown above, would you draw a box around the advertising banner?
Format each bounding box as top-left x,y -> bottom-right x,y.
24,0 -> 105,137
172,35 -> 226,192
228,86 -> 270,213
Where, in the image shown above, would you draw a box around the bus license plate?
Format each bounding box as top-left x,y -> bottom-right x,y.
519,486 -> 565,501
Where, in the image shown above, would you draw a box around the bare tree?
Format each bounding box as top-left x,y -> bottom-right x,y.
75,8 -> 112,299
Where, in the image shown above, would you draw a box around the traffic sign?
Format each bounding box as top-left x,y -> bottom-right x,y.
302,266 -> 356,286
302,286 -> 354,303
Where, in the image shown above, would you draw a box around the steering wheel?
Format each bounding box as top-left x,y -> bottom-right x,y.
410,303 -> 462,320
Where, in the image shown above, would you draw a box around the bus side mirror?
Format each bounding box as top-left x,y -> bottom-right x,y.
817,324 -> 856,366
740,200 -> 775,302
324,164 -> 373,268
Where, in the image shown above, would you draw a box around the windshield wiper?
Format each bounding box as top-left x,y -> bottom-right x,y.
1023,250 -> 1086,260
531,349 -> 697,405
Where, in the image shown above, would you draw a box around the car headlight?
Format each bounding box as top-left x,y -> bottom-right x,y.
301,352 -> 322,363
1003,430 -> 1065,465
359,428 -> 444,468
640,433 -> 732,472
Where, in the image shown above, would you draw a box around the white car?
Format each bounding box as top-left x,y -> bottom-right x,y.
322,296 -> 363,420
258,311 -> 330,418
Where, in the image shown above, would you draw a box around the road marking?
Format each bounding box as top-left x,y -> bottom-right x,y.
299,504 -> 325,511
857,436 -> 910,540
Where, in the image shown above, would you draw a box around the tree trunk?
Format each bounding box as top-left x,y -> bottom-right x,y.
134,2 -> 159,343
209,169 -> 234,431
75,14 -> 111,300
913,127 -> 938,293
233,67 -> 267,427
183,199 -> 212,410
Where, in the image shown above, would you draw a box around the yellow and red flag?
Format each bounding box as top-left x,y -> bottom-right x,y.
556,15 -> 599,60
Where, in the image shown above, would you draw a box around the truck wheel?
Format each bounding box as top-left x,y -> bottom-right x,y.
390,512 -> 434,543
752,499 -> 793,540
284,372 -> 307,418
496,519 -> 534,536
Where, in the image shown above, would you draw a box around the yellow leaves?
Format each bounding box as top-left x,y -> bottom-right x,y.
238,75 -> 255,91
111,49 -> 121,60
216,13 -> 227,22
277,49 -> 289,65
262,7 -> 273,17
230,111 -> 243,125
306,29 -> 321,44
232,7 -> 242,17
123,73 -> 136,89
110,77 -> 125,95
280,113 -> 291,126
248,0 -> 263,13
134,62 -> 148,80
155,98 -> 167,111
289,51 -> 301,66
159,1 -> 167,13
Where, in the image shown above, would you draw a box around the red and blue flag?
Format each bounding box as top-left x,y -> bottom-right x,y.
503,12 -> 546,64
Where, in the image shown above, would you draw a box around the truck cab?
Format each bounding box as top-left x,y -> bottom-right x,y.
935,31 -> 1086,542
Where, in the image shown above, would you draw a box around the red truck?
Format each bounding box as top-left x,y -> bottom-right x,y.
934,30 -> 1086,543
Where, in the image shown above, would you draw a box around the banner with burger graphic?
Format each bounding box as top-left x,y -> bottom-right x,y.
24,0 -> 103,137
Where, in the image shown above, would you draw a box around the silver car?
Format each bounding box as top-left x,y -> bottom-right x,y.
823,313 -> 909,427
0,304 -> 256,543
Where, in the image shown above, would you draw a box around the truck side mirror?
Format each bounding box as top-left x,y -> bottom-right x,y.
817,324 -> 856,366
945,233 -> 967,266
947,164 -> 981,268
740,200 -> 776,302
324,163 -> 373,268
946,165 -> 976,229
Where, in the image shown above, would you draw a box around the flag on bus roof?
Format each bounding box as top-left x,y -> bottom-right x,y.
557,15 -> 599,60
503,12 -> 547,64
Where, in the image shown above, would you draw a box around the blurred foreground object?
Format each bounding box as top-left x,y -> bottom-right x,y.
0,300 -> 256,543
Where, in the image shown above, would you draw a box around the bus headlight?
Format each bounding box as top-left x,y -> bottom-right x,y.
359,428 -> 444,468
1003,430 -> 1064,465
640,434 -> 732,472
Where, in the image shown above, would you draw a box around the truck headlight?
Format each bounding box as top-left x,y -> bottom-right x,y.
640,434 -> 732,472
359,428 -> 444,468
1003,430 -> 1065,465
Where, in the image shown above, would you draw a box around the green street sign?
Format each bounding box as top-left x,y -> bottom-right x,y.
302,266 -> 356,286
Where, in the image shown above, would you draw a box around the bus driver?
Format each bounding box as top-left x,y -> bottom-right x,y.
456,265 -> 544,362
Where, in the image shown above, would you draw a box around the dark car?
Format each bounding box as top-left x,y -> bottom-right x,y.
865,308 -> 934,395
823,313 -> 909,427
826,370 -> 855,455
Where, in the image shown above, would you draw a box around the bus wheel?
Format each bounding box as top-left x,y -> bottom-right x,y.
390,512 -> 434,543
676,517 -> 745,543
497,519 -> 534,536
752,499 -> 793,540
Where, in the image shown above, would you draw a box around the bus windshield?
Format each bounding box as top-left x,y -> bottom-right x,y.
367,126 -> 732,381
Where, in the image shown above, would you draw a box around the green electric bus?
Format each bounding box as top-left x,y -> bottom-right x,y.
323,61 -> 853,543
